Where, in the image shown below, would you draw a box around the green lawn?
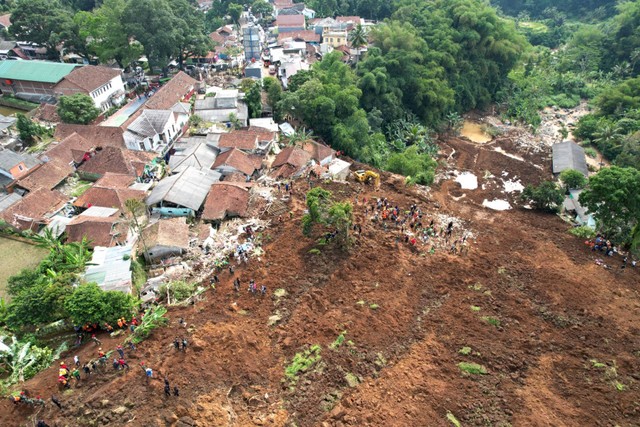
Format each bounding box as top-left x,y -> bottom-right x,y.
0,237 -> 47,300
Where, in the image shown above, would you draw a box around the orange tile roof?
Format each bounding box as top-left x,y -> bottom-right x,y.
1,188 -> 67,231
218,131 -> 259,151
202,182 -> 250,221
94,173 -> 136,189
143,71 -> 197,110
74,186 -> 146,210
55,124 -> 125,148
212,148 -> 258,176
55,66 -> 121,94
66,215 -> 120,248
272,146 -> 311,169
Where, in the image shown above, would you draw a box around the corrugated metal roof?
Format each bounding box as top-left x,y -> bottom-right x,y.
80,206 -> 119,218
146,166 -> 221,210
168,141 -> 218,174
0,192 -> 21,212
0,60 -> 79,83
43,215 -> 73,237
84,245 -> 132,293
552,141 -> 588,176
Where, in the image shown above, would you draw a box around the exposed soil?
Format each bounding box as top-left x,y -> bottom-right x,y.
2,135 -> 639,427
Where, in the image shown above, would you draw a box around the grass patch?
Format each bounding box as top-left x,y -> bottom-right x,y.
308,248 -> 321,255
482,316 -> 501,327
569,225 -> 596,239
458,346 -> 472,355
285,345 -> 322,384
344,372 -> 360,387
458,362 -> 488,375
470,305 -> 481,312
356,300 -> 365,306
0,94 -> 39,111
584,147 -> 597,158
446,411 -> 462,427
519,21 -> 549,33
468,283 -> 483,291
590,359 -> 606,369
70,180 -> 93,197
369,303 -> 379,310
273,288 -> 287,298
614,380 -> 626,391
131,259 -> 147,295
329,331 -> 347,350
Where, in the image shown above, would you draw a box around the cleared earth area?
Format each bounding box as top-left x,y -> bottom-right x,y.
2,135 -> 639,427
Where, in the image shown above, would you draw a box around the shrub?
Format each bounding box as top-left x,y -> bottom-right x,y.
520,181 -> 564,212
158,280 -> 196,303
584,147 -> 598,158
458,346 -> 472,355
569,225 -> 596,239
458,362 -> 488,375
481,316 -> 501,327
559,169 -> 587,190
285,345 -> 322,384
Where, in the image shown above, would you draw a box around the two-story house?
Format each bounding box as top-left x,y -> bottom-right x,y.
54,65 -> 125,112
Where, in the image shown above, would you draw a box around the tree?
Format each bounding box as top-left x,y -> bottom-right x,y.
579,166 -> 640,240
205,12 -> 225,33
75,0 -> 144,68
520,181 -> 564,212
348,23 -> 368,62
57,93 -> 100,125
385,145 -> 437,185
64,283 -> 137,326
251,0 -> 272,17
124,198 -> 149,260
16,114 -> 47,145
595,77 -> 640,116
10,0 -> 84,57
559,169 -> 588,191
263,76 -> 282,120
244,79 -> 262,118
172,0 -> 213,70
302,187 -> 332,236
0,335 -> 63,384
227,3 -> 243,24
6,279 -> 73,328
326,202 -> 353,249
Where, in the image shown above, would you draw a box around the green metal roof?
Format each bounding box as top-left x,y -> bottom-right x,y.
0,60 -> 79,84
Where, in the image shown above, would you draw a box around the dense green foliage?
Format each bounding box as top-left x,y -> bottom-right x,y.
16,114 -> 50,145
302,188 -> 353,249
128,305 -> 168,344
579,167 -> 640,241
64,283 -> 137,326
0,335 -> 66,385
491,0 -> 616,20
520,181 -> 564,212
4,229 -> 138,331
559,169 -> 588,191
57,93 -> 101,125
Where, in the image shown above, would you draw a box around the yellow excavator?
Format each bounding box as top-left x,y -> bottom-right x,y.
354,170 -> 380,188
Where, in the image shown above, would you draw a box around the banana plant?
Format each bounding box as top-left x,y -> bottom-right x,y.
128,306 -> 169,345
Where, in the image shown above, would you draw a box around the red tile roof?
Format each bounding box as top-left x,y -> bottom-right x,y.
55,66 -> 121,94
336,16 -> 362,24
278,30 -> 320,44
16,162 -> 70,191
144,71 -> 197,110
212,148 -> 258,176
272,146 -> 311,169
94,173 -> 136,189
143,217 -> 190,249
66,215 -> 120,248
218,131 -> 259,151
55,124 -> 125,148
76,146 -> 154,177
73,186 -> 146,210
0,14 -> 11,29
275,15 -> 305,28
1,188 -> 67,231
202,182 -> 250,221
299,140 -> 334,163
32,103 -> 60,123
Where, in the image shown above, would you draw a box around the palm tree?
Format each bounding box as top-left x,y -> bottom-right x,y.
124,198 -> 150,261
348,24 -> 368,63
593,124 -> 623,150
286,127 -> 315,146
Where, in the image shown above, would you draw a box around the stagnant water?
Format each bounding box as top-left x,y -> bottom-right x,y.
0,236 -> 47,300
460,120 -> 492,143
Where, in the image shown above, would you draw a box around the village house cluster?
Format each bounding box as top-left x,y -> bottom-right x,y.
0,68 -> 351,296
0,3 -> 370,298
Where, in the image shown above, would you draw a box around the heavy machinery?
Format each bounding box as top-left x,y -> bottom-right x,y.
354,170 -> 380,187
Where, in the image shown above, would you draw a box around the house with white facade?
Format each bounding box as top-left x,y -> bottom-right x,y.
54,66 -> 125,112
123,110 -> 179,154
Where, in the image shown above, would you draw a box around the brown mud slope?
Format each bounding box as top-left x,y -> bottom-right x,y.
2,137 -> 639,427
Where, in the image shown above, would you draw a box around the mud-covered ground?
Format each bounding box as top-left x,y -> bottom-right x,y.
2,134 -> 639,427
